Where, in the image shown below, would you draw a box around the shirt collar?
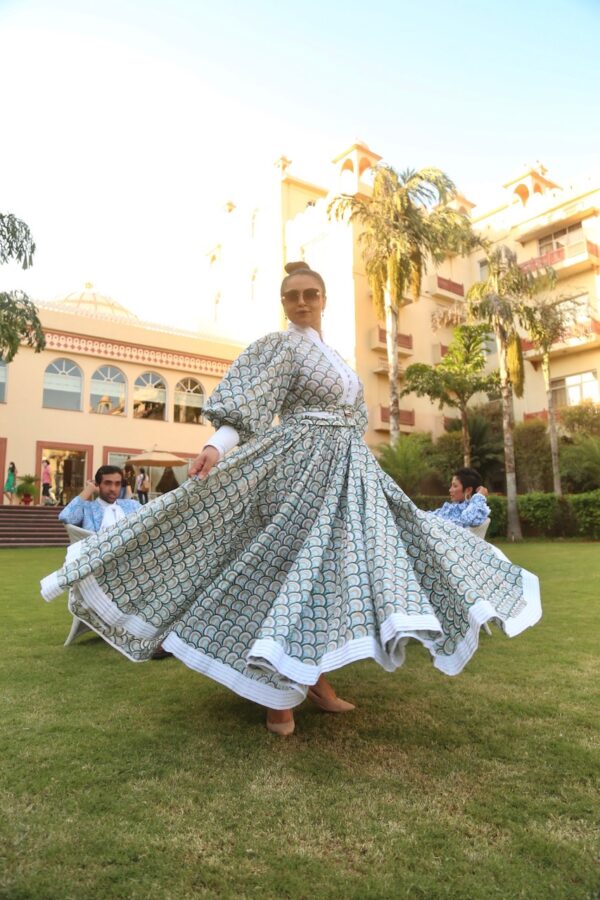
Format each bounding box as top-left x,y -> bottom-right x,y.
96,498 -> 116,509
287,322 -> 324,344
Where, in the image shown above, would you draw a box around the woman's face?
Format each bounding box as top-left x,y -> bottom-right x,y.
449,476 -> 471,503
281,273 -> 326,332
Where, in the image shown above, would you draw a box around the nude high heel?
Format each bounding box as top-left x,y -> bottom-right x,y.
266,711 -> 295,736
307,688 -> 355,713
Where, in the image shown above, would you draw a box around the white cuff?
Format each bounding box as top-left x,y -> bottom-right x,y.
204,425 -> 240,460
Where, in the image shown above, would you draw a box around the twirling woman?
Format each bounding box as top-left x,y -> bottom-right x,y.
42,262 -> 541,736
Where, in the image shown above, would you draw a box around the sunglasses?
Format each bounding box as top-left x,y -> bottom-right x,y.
281,288 -> 322,303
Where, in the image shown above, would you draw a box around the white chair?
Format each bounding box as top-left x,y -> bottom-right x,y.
63,524 -> 94,646
469,517 -> 491,540
468,518 -> 493,637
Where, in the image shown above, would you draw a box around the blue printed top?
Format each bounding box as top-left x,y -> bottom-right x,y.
432,492 -> 490,528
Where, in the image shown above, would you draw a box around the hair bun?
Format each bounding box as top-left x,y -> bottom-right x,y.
284,261 -> 311,275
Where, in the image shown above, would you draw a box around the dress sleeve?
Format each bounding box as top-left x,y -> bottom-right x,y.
455,493 -> 491,527
203,333 -> 296,444
58,496 -> 86,526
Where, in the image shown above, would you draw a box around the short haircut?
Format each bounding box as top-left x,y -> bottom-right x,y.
95,465 -> 124,485
453,467 -> 482,492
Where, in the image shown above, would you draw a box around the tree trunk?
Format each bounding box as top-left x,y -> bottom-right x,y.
460,404 -> 471,466
384,290 -> 400,442
542,352 -> 562,496
498,336 -> 522,540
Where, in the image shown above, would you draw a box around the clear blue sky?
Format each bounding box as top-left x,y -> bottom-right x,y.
1,0 -> 599,322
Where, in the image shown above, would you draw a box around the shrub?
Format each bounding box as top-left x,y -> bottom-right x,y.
559,401 -> 600,438
560,436 -> 600,492
377,433 -> 434,497
569,490 -> 600,539
514,420 -> 553,493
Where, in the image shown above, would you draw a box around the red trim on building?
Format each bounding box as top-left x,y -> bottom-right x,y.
436,276 -> 464,297
377,327 -> 413,349
102,445 -> 144,465
380,406 -> 415,426
35,440 -> 94,503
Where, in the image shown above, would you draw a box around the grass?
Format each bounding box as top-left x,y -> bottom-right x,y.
1,543 -> 599,900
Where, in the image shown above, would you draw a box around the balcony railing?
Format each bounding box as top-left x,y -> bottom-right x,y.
379,406 -> 415,427
520,239 -> 600,274
377,326 -> 413,350
522,315 -> 600,357
436,276 -> 464,297
370,326 -> 413,354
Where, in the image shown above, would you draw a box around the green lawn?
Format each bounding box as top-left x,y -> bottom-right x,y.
1,543 -> 599,900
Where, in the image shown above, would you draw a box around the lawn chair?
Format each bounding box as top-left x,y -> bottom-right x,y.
63,523 -> 94,646
469,517 -> 491,540
469,518 -> 493,637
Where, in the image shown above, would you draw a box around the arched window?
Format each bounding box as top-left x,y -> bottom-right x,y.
43,358 -> 83,410
0,360 -> 6,403
174,378 -> 205,424
133,371 -> 167,420
90,365 -> 127,415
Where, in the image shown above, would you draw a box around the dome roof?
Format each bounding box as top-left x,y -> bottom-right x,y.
57,283 -> 139,321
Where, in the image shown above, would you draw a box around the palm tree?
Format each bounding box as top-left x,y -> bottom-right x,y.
467,246 -> 554,539
401,324 -> 500,465
329,165 -> 476,440
517,293 -> 587,496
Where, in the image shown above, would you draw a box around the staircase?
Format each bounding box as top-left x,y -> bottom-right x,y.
0,506 -> 69,548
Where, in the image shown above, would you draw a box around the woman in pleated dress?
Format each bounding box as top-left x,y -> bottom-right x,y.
41,262 -> 541,736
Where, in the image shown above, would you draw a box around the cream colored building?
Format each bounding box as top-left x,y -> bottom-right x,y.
0,286 -> 243,503
204,142 -> 600,446
3,146 -> 598,501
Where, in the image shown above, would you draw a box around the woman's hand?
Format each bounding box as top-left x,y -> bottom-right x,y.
476,486 -> 489,497
189,446 -> 220,480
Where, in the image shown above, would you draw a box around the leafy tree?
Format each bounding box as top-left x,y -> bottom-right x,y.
0,213 -> 36,267
401,324 -> 499,465
445,413 -> 504,486
0,212 -> 45,362
519,294 -> 578,496
467,246 -> 554,539
560,436 -> 600,492
329,165 -> 476,440
559,400 -> 600,438
377,432 -> 434,497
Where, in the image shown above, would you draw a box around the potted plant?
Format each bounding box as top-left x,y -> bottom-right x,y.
16,474 -> 39,506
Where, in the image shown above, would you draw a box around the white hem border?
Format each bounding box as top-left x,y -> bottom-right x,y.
41,562 -> 542,704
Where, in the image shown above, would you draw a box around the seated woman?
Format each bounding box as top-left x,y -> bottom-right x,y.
433,467 -> 490,528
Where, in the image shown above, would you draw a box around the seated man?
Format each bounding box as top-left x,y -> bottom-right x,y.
59,466 -> 171,659
59,464 -> 139,530
432,467 -> 490,529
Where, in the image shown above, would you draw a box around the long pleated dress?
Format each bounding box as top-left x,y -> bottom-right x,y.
41,324 -> 541,709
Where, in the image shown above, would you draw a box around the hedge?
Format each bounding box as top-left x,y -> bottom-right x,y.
412,490 -> 600,539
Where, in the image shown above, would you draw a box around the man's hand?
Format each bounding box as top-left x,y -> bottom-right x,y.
80,480 -> 97,501
189,446 -> 220,480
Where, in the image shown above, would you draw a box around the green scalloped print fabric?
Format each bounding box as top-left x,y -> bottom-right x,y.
41,329 -> 541,709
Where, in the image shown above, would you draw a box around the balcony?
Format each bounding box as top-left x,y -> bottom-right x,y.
522,315 -> 600,361
429,274 -> 465,302
520,239 -> 600,279
516,199 -> 599,244
370,326 -> 413,356
372,359 -> 406,377
373,405 -> 415,432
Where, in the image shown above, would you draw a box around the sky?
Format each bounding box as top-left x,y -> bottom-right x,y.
1,0 -> 599,326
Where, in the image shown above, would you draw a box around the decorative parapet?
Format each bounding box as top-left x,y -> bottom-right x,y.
41,330 -> 233,377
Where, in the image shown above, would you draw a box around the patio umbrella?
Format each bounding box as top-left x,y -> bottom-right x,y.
126,450 -> 189,467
